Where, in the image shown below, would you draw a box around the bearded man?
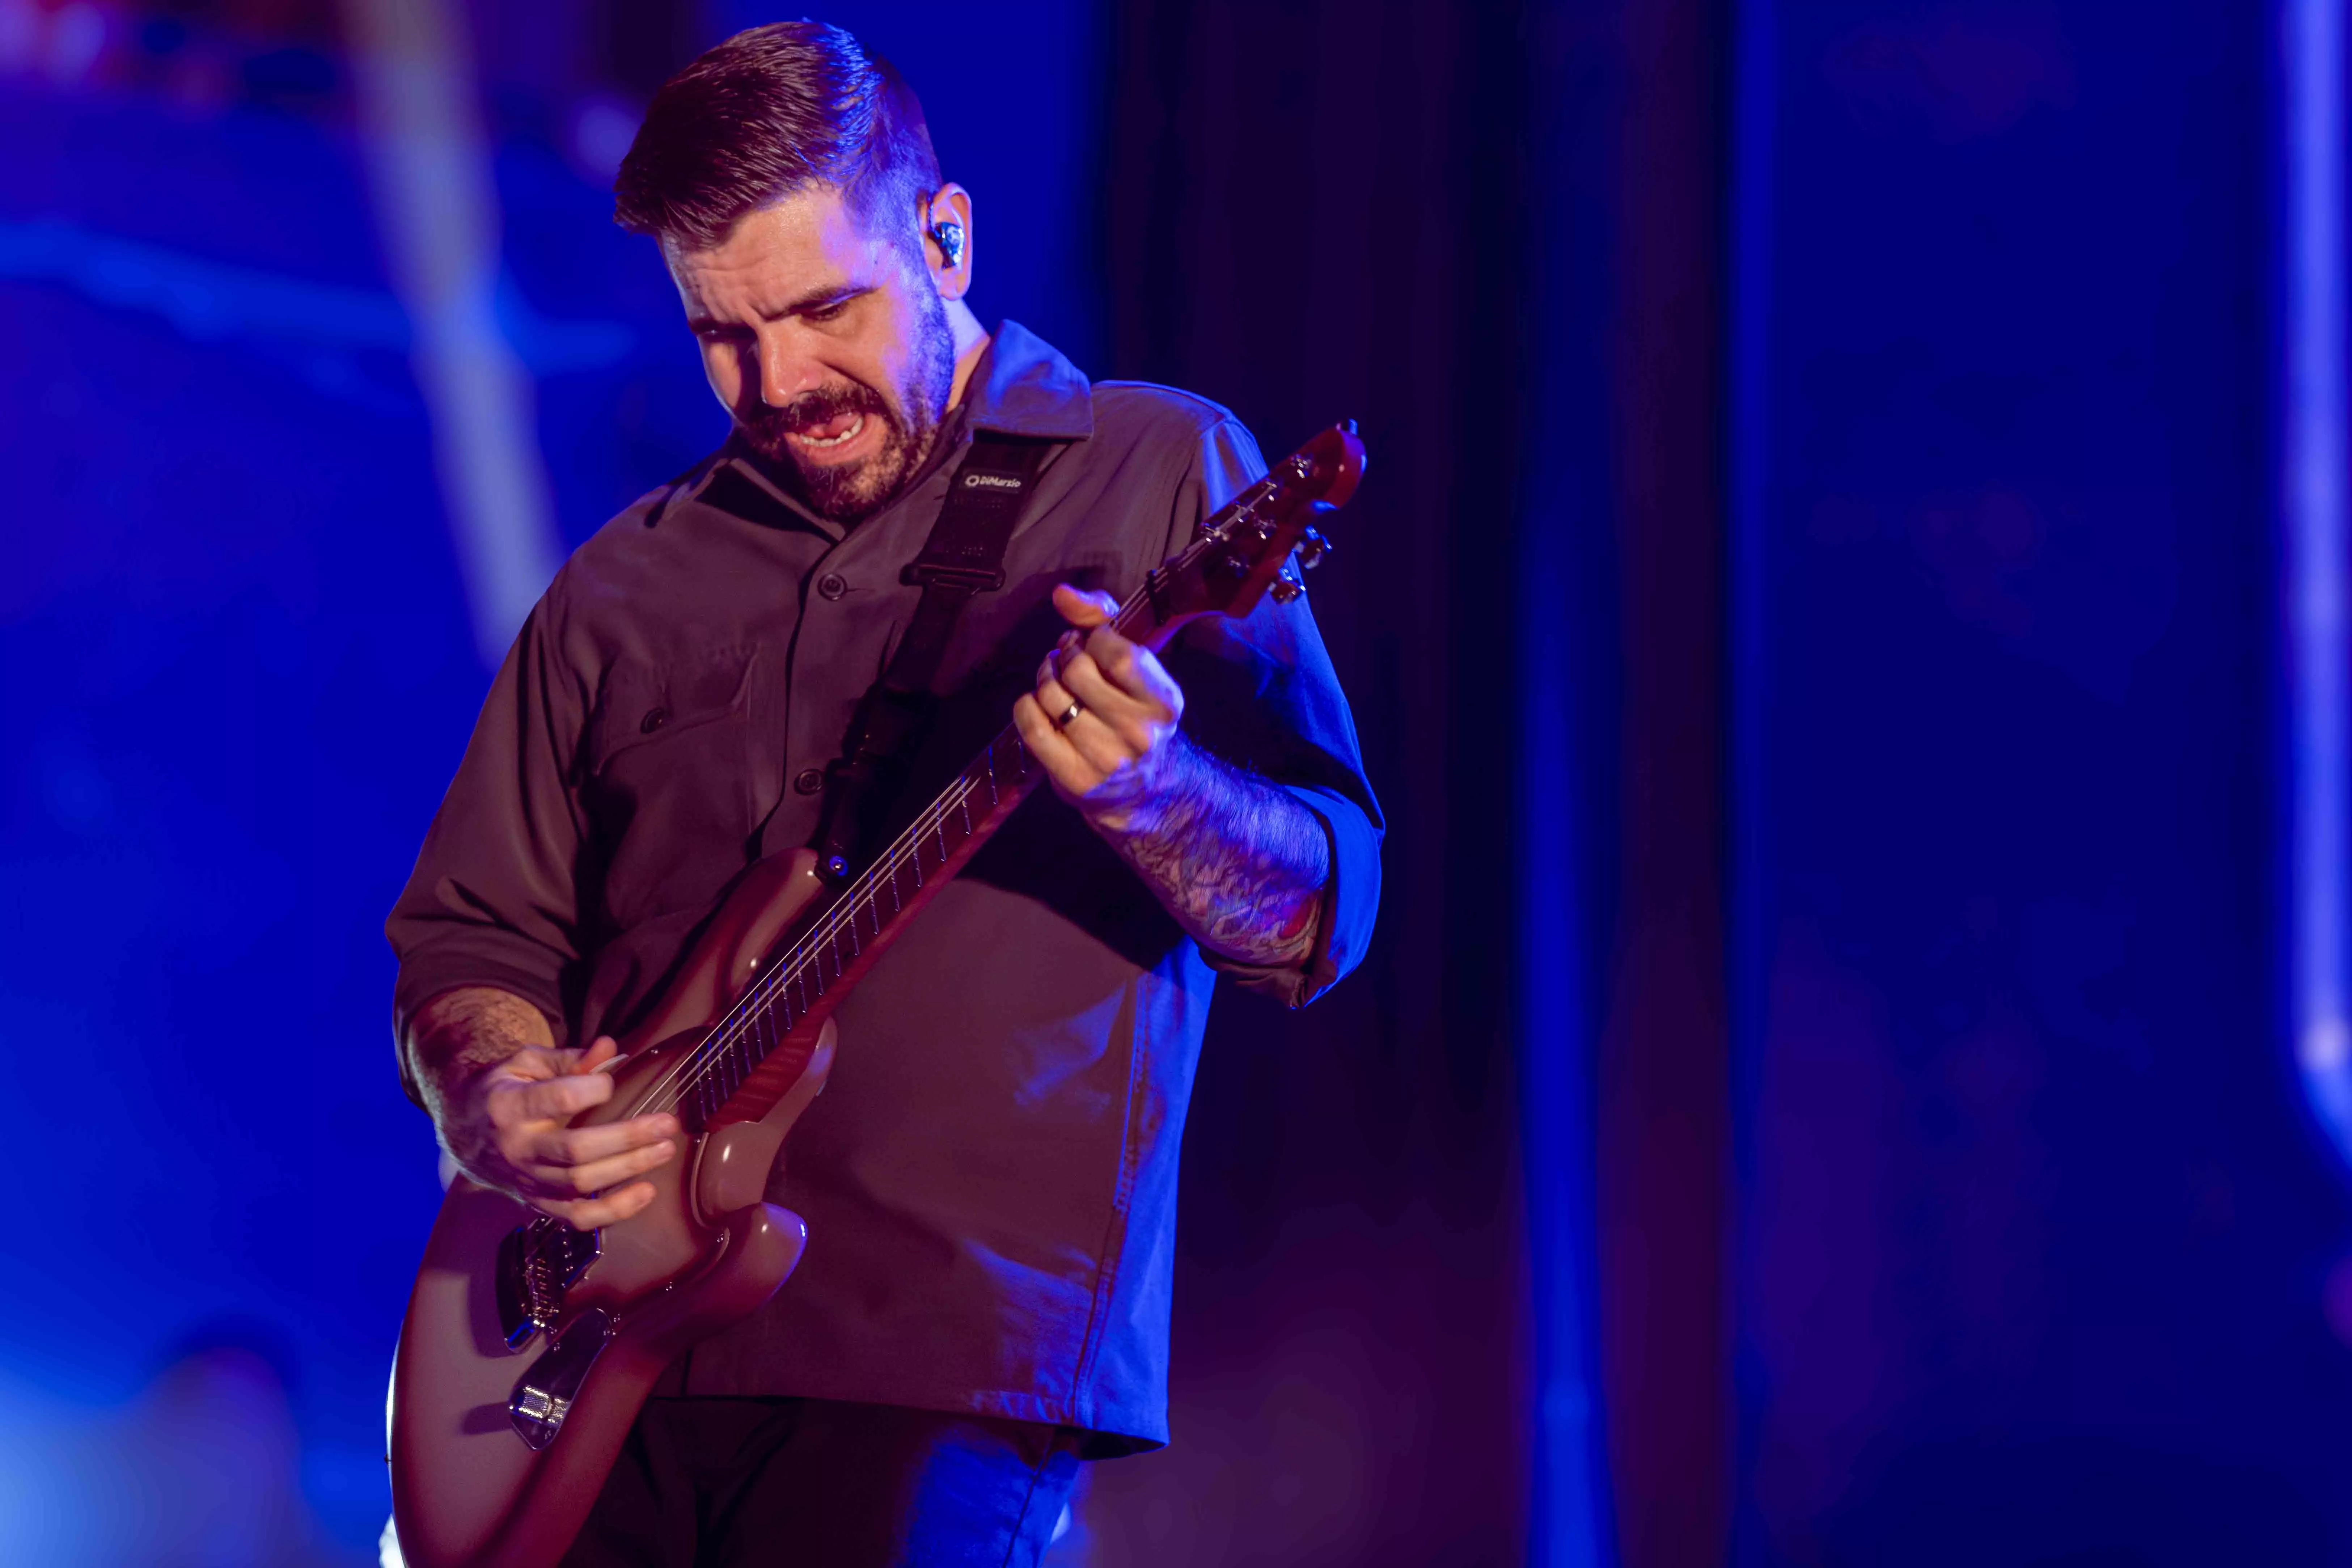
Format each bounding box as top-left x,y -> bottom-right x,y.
388,21 -> 1380,1566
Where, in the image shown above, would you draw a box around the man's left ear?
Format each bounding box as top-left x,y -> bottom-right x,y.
922,184 -> 974,301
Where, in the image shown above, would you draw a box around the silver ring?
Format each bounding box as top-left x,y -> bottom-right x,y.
1055,700 -> 1083,728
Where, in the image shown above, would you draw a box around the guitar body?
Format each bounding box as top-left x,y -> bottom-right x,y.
389,849 -> 840,1568
388,420 -> 1367,1568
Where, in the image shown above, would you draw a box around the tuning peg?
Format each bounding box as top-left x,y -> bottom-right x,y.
1297,526 -> 1331,571
1270,576 -> 1305,604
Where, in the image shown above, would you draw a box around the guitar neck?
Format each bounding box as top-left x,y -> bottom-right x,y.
671,587 -> 1177,1130
663,720 -> 1042,1129
658,431 -> 1351,1130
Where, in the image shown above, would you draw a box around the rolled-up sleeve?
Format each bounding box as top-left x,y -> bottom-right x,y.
385,582 -> 592,1102
1160,417 -> 1385,1009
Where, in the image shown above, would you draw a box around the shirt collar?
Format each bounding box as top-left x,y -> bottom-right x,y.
960,320 -> 1095,441
680,320 -> 1091,533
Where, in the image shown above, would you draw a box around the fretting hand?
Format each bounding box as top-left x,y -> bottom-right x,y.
1012,584 -> 1189,829
1010,582 -> 1331,969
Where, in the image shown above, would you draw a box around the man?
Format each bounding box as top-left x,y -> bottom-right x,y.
389,21 -> 1380,1566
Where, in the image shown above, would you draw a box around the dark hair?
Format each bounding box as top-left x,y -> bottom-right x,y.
614,21 -> 942,253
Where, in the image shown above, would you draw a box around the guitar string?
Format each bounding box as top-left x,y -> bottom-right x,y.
622,472 -> 1287,1123
640,467 -> 1290,1118
626,573 -> 1166,1121
634,754 -> 997,1121
635,563 -> 1182,1119
645,464 -> 1294,1114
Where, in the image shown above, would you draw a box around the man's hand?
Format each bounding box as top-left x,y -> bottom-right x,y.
410,988 -> 680,1230
1012,584 -> 1185,825
1011,584 -> 1332,970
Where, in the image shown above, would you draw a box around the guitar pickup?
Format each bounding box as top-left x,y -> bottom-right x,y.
495,1218 -> 601,1350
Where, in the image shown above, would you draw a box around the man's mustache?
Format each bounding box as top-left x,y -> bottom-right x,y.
748,382 -> 892,445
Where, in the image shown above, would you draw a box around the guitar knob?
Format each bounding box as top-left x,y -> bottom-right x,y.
1270,576 -> 1304,604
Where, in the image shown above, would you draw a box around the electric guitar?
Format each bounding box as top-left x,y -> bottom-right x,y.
387,420 -> 1367,1568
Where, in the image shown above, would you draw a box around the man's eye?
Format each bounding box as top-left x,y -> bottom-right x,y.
804,300 -> 849,324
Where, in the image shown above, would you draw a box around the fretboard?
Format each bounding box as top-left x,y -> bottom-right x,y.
650,456 -> 1295,1130
664,722 -> 1048,1129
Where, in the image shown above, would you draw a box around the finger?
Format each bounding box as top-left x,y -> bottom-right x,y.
1037,631 -> 1086,686
1025,671 -> 1137,778
1032,667 -> 1079,722
1058,651 -> 1168,741
497,1070 -> 616,1127
491,1046 -> 564,1084
1039,679 -> 1146,778
536,1179 -> 659,1231
1080,627 -> 1183,714
1050,583 -> 1121,629
571,1036 -> 620,1074
534,1136 -> 679,1197
1013,690 -> 1104,796
528,1112 -> 682,1169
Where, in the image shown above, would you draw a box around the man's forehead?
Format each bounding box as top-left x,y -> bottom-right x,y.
664,186 -> 893,304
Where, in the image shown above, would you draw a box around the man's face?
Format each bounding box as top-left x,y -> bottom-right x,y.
667,185 -> 957,525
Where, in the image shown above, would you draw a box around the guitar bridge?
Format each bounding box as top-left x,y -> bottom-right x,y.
507,1307 -> 612,1451
495,1217 -> 600,1350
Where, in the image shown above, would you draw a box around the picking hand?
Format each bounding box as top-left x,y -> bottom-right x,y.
445,1036 -> 680,1230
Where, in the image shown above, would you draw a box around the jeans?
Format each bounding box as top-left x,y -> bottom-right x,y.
557,1397 -> 1082,1568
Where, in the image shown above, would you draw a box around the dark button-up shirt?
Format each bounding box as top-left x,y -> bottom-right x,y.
386,324 -> 1382,1451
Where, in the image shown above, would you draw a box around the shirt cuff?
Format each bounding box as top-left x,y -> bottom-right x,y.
1198,783 -> 1380,1010
390,946 -> 570,1108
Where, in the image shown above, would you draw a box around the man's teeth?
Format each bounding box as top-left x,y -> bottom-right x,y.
794,413 -> 866,448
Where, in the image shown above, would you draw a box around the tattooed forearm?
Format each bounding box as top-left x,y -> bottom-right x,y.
407,986 -> 555,1128
1083,733 -> 1332,967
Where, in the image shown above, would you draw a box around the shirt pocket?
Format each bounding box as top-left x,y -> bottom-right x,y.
584,645 -> 762,928
590,646 -> 758,772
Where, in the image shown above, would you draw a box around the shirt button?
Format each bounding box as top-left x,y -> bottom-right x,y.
639,707 -> 668,735
794,768 -> 824,795
816,572 -> 848,601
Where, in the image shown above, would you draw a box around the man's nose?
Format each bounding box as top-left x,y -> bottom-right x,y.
756,329 -> 827,408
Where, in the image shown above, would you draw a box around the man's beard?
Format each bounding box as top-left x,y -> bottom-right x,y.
738,293 -> 959,526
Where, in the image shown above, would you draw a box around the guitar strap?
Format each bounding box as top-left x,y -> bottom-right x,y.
807,433 -> 1056,879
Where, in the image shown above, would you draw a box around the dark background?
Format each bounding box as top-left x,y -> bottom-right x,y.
6,1 -> 2352,1564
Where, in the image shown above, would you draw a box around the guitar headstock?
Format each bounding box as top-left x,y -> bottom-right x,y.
1122,421 -> 1368,649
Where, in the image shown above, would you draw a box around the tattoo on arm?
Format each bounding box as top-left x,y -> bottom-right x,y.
409,986 -> 555,1128
1085,734 -> 1332,968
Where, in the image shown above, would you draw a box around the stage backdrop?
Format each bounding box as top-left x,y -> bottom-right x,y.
1725,3 -> 2352,1562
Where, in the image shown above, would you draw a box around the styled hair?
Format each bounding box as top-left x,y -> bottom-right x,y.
614,21 -> 942,253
